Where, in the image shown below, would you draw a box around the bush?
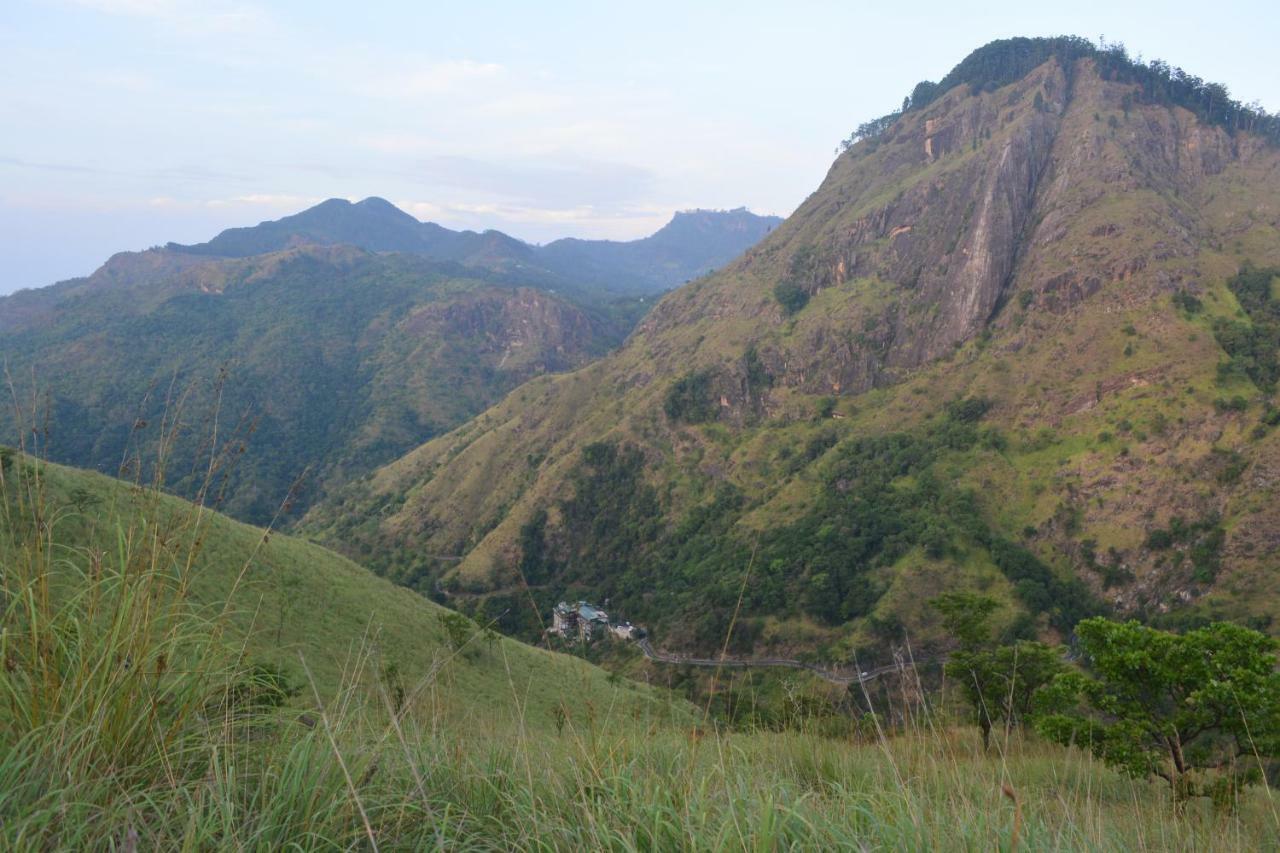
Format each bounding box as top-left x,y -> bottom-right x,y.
1172,290 -> 1203,313
439,610 -> 477,653
945,396 -> 993,423
663,371 -> 718,424
773,281 -> 810,315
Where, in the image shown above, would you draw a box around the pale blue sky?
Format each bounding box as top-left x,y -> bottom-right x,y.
2,0 -> 1277,293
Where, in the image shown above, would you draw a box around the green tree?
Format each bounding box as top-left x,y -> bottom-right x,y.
773,281 -> 810,315
933,592 -> 1065,749
1036,618 -> 1280,806
439,610 -> 476,654
663,372 -> 718,423
933,591 -> 998,649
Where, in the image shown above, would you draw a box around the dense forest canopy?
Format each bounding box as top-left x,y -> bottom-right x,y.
841,36 -> 1280,151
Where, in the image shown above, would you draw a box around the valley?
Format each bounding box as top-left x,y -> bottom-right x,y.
0,201 -> 778,524
4,28 -> 1280,850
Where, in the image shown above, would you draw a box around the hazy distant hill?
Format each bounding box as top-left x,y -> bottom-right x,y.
169,197 -> 781,295
538,208 -> 782,292
0,245 -> 627,523
0,199 -> 778,524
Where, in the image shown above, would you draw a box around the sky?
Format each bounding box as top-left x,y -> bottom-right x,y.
2,0 -> 1278,293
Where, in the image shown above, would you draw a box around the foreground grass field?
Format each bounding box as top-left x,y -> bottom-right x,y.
3,452 -> 1278,849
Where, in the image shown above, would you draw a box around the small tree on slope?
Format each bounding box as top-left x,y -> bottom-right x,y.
1035,618 -> 1280,807
932,592 -> 1066,749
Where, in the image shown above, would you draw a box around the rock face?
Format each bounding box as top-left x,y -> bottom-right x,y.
794,62 -> 1064,369
310,46 -> 1280,651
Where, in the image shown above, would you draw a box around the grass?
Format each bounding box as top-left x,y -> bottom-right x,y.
4,453 -> 1280,848
5,453 -> 678,717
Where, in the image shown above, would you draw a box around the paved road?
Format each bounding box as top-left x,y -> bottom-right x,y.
635,639 -> 915,685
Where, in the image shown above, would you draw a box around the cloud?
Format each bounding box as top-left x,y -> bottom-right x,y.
66,0 -> 272,37
70,0 -> 176,15
392,155 -> 657,209
0,155 -> 107,175
354,59 -> 505,99
1,156 -> 253,186
396,198 -> 674,242
214,193 -> 324,208
142,193 -> 325,210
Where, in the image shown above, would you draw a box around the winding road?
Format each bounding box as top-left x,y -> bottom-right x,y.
635,639 -> 919,685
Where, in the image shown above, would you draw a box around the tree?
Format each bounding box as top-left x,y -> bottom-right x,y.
439,610 -> 476,654
1036,618 -> 1280,807
933,591 -> 999,649
773,280 -> 810,315
663,372 -> 718,423
932,592 -> 1066,749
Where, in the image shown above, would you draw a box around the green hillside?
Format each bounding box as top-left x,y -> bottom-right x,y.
6,453 -> 1280,849
0,451 -> 679,719
0,245 -> 638,525
7,458 -> 1280,849
307,39 -> 1280,659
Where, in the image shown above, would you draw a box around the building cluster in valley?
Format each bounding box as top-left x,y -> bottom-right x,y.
550,601 -> 646,643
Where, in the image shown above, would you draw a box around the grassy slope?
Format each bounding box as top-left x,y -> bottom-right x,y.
5,469 -> 1278,848
23,456 -> 683,726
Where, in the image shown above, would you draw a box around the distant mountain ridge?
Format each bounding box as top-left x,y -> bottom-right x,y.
169,197 -> 782,295
540,207 -> 783,291
0,197 -> 779,524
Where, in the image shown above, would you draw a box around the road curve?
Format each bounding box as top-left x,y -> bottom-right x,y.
635,639 -> 914,686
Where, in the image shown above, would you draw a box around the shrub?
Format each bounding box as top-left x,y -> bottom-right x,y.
1214,396 -> 1249,413
439,610 -> 477,653
1172,290 -> 1203,313
773,281 -> 810,315
663,371 -> 718,423
945,396 -> 993,423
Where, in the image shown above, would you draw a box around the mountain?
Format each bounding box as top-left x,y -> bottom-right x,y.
0,245 -> 629,524
538,207 -> 782,292
168,197 -> 781,295
0,199 -> 777,524
306,38 -> 1280,657
168,196 -> 538,268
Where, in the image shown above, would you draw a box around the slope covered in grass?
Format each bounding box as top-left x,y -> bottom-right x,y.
2,453 -> 680,722
5,460 -> 1278,848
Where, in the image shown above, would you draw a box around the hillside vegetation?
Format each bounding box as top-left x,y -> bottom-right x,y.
0,201 -> 778,526
307,39 -> 1280,661
5,452 -> 1280,848
0,246 -> 631,524
0,450 -> 676,716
